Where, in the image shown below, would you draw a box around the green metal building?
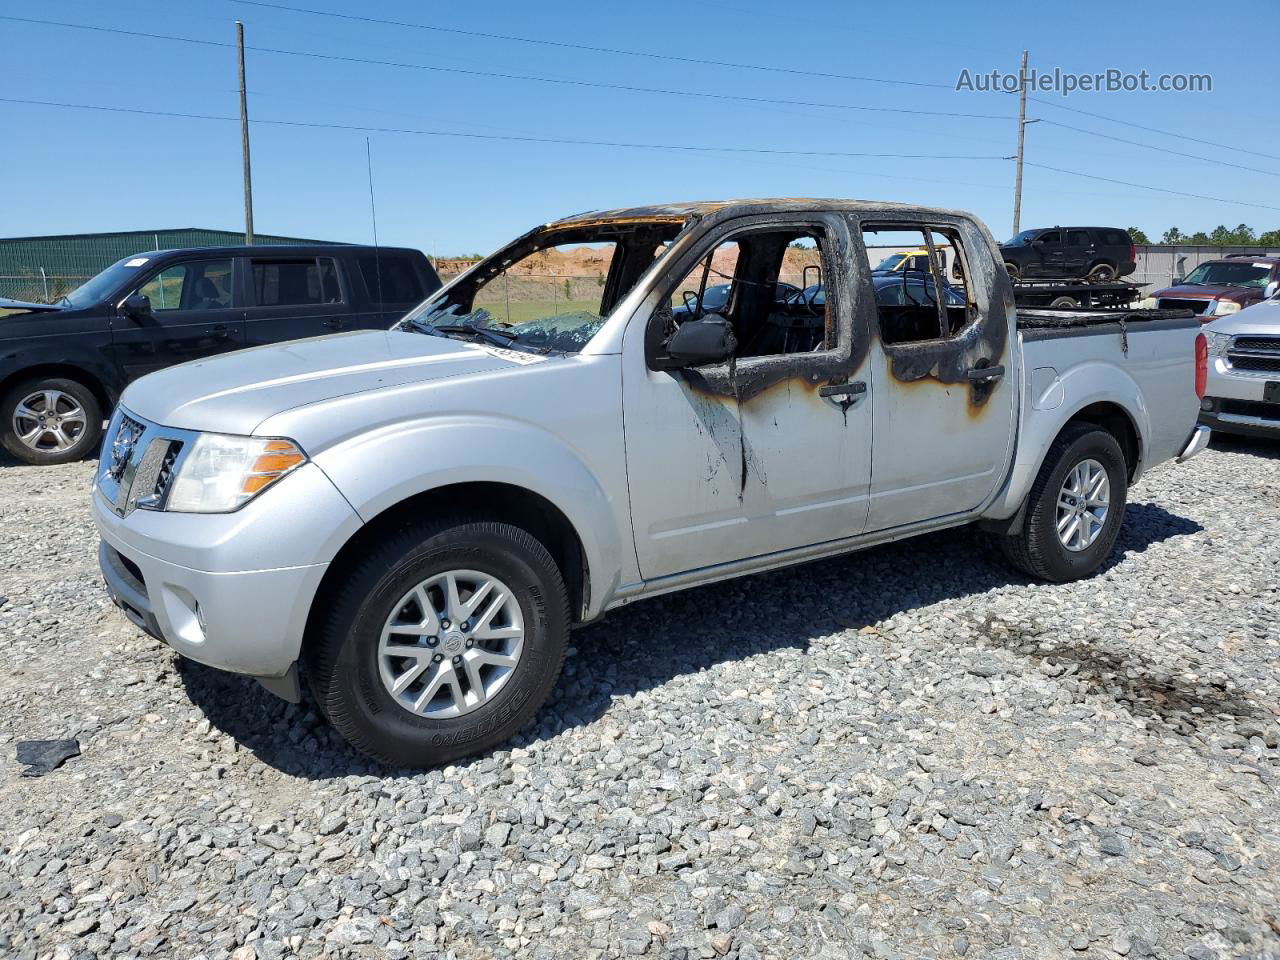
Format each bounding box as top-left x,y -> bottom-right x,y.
0,227 -> 346,302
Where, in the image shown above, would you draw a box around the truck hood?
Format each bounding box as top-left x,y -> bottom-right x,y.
120,329 -> 546,435
1152,284 -> 1250,302
1203,298 -> 1280,336
0,297 -> 62,315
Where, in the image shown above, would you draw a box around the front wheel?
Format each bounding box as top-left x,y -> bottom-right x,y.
305,519 -> 570,768
1,376 -> 103,465
999,423 -> 1128,582
1004,261 -> 1021,281
1087,262 -> 1116,282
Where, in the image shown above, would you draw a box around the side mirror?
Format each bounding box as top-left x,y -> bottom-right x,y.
1265,280 -> 1279,299
122,293 -> 152,320
1173,275 -> 1184,285
660,315 -> 736,368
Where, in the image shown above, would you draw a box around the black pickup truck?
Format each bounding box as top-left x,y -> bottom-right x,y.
0,244 -> 440,465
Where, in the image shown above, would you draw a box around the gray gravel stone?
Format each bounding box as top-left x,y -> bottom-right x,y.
2,440 -> 1278,960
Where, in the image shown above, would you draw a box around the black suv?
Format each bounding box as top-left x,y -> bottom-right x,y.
1000,226 -> 1136,282
0,244 -> 440,465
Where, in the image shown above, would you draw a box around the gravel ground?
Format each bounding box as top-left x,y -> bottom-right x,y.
1,437 -> 1278,960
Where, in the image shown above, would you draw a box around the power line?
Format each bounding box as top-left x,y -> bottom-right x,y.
1022,161 -> 1280,214
0,96 -> 1008,160
1027,95 -> 1280,163
1037,119 -> 1280,178
0,15 -> 1014,120
227,0 -> 956,90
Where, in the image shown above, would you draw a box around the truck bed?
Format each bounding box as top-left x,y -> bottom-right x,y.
1017,307 -> 1199,339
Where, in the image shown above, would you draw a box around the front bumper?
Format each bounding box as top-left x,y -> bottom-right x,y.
1199,401 -> 1280,439
1198,358 -> 1280,438
93,461 -> 363,683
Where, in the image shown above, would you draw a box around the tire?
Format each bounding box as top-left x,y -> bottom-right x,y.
305,518 -> 570,768
1087,262 -> 1116,282
999,423 -> 1128,583
1048,296 -> 1080,308
1,376 -> 103,465
1003,262 -> 1021,281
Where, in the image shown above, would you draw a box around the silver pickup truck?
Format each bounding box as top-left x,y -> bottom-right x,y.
93,199 -> 1210,768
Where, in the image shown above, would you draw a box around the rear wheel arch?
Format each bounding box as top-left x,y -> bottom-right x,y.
305,481 -> 590,648
1062,400 -> 1140,480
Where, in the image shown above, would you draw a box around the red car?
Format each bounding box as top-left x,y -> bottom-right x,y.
1153,255 -> 1280,322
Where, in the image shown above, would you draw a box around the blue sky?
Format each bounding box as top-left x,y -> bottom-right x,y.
4,0 -> 1277,255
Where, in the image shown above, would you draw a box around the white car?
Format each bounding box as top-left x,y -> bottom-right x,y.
1200,294 -> 1280,439
93,199 -> 1209,768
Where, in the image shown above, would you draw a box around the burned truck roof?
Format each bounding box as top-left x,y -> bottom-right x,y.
548,198 -> 974,231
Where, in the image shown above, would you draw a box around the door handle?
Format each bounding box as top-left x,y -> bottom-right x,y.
210,324 -> 230,339
322,318 -> 343,330
819,380 -> 867,399
966,365 -> 1005,382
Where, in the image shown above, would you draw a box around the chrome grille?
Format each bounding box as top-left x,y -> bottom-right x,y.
154,442 -> 183,499
1226,335 -> 1280,373
96,409 -> 196,516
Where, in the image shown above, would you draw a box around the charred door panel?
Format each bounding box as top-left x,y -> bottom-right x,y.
621,213 -> 873,581
851,214 -> 1018,532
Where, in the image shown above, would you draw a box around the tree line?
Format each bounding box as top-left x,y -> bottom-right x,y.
1126,224 -> 1280,246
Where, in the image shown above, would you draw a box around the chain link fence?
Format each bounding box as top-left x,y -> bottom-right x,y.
0,273 -> 92,303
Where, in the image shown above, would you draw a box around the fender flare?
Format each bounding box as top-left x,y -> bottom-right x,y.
985,361 -> 1148,523
0,346 -> 123,405
312,416 -> 626,618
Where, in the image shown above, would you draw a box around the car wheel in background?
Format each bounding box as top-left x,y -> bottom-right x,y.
999,423 -> 1128,583
1048,296 -> 1080,308
305,518 -> 570,768
1,376 -> 103,465
1004,262 -> 1021,281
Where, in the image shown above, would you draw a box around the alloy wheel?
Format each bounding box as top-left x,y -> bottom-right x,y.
377,569 -> 525,719
1056,458 -> 1110,551
12,389 -> 87,453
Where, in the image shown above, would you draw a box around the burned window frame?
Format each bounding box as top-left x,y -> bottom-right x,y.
857,221 -> 979,346
641,212 -> 863,400
849,211 -> 1009,406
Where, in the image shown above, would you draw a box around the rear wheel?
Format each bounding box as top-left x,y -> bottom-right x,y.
1004,261 -> 1021,281
305,518 -> 569,768
1087,262 -> 1116,281
1048,295 -> 1080,308
999,423 -> 1128,582
1,376 -> 103,465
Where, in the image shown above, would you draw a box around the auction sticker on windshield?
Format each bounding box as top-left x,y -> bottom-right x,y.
124,258 -> 149,267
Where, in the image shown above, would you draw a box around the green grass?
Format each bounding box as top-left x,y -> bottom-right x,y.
473,299 -> 600,327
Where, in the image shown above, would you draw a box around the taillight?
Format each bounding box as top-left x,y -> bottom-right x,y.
1129,242 -> 1136,264
1194,332 -> 1208,399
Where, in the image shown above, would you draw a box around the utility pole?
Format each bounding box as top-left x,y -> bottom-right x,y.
1011,49 -> 1028,236
236,20 -> 255,245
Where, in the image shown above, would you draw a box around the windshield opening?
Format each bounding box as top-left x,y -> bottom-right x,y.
59,255 -> 156,309
1004,230 -> 1037,247
401,221 -> 686,354
1180,261 -> 1272,288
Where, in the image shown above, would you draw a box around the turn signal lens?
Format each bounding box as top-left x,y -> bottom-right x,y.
166,434 -> 307,513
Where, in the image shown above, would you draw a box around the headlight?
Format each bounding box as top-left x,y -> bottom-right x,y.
1211,300 -> 1241,316
1205,331 -> 1232,358
166,434 -> 307,513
